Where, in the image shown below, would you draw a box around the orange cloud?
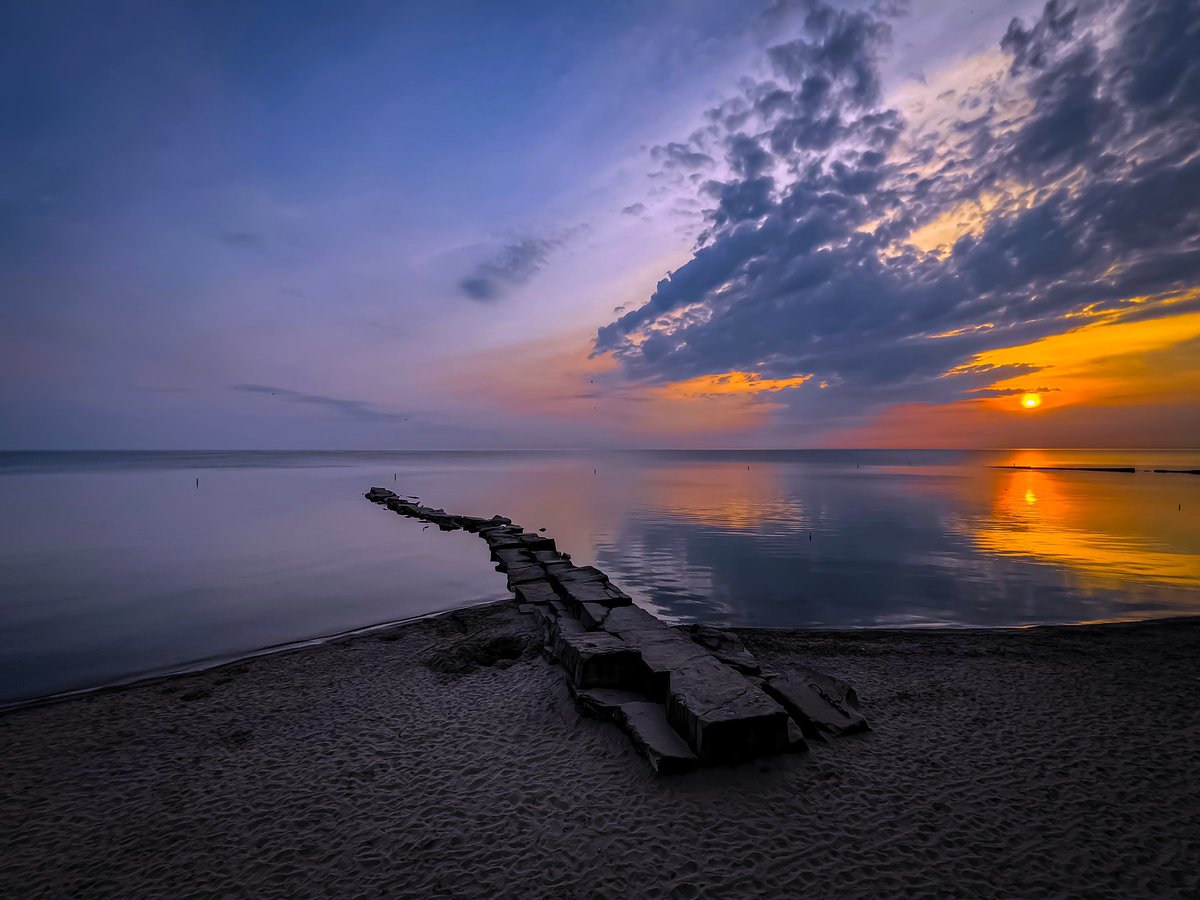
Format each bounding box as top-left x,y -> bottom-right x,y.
959,302 -> 1200,413
657,371 -> 811,399
435,335 -> 811,439
634,371 -> 811,435
834,299 -> 1200,447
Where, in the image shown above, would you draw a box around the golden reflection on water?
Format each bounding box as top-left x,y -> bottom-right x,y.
608,454 -> 1200,599
637,463 -> 806,532
475,453 -> 1199,621
973,465 -> 1200,592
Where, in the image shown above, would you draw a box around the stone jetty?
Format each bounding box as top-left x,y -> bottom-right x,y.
365,486 -> 868,774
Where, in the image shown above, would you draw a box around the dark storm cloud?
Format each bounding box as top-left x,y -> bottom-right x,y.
595,0 -> 1200,425
231,384 -> 410,421
458,231 -> 577,302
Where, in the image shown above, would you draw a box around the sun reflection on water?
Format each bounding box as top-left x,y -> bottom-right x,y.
971,467 -> 1200,592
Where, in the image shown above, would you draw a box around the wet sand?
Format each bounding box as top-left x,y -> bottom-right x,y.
2,604 -> 1198,898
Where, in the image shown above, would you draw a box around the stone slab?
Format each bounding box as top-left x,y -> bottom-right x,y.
685,625 -> 761,675
506,564 -> 546,588
557,581 -> 633,616
578,602 -> 612,630
552,565 -> 609,585
618,701 -> 699,775
514,580 -> 558,605
665,658 -> 791,761
493,548 -> 535,571
600,605 -> 706,699
552,627 -> 646,691
605,602 -> 793,758
764,669 -> 869,738
514,533 -> 556,552
483,531 -> 524,551
570,687 -> 650,720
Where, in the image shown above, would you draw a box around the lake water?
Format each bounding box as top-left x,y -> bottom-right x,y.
2,449 -> 1198,705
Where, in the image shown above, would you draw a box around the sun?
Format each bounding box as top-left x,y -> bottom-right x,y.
1020,392 -> 1042,409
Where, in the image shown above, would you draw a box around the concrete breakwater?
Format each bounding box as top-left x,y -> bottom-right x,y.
365,486 -> 868,774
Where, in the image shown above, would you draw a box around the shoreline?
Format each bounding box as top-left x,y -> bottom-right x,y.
3,603 -> 1198,897
7,606 -> 1198,716
0,596 -> 507,716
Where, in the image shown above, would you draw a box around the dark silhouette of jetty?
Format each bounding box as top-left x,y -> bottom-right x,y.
997,465 -> 1200,475
994,465 -> 1136,473
364,486 -> 867,774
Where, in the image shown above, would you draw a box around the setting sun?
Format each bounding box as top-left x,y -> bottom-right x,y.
1020,393 -> 1042,409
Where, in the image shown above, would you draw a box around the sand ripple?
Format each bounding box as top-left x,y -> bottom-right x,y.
2,606 -> 1198,898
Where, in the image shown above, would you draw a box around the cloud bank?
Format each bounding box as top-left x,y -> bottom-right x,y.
596,0 -> 1200,432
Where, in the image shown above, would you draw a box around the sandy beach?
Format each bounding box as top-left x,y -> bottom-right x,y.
2,603 -> 1199,899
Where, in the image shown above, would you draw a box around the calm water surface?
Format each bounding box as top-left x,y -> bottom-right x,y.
2,449 -> 1198,704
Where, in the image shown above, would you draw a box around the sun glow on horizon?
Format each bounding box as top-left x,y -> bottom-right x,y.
1021,393 -> 1042,409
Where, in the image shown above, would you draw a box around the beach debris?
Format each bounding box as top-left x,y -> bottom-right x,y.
364,485 -> 867,773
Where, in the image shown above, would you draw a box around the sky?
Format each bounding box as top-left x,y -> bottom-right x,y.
2,0 -> 1198,449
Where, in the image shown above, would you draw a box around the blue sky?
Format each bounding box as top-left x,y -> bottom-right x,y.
4,0 -> 1198,448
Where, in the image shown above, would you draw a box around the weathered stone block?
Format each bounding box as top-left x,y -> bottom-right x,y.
597,605 -> 694,698
665,658 -> 791,761
552,565 -> 608,585
483,530 -> 524,551
604,604 -> 791,759
571,688 -> 699,775
570,687 -> 648,720
763,669 -> 869,738
552,628 -> 645,691
684,624 -> 761,675
578,602 -> 612,630
493,548 -> 535,571
506,564 -> 546,589
557,581 -> 633,616
618,701 -> 699,775
514,580 -> 557,605
515,533 -> 556,552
